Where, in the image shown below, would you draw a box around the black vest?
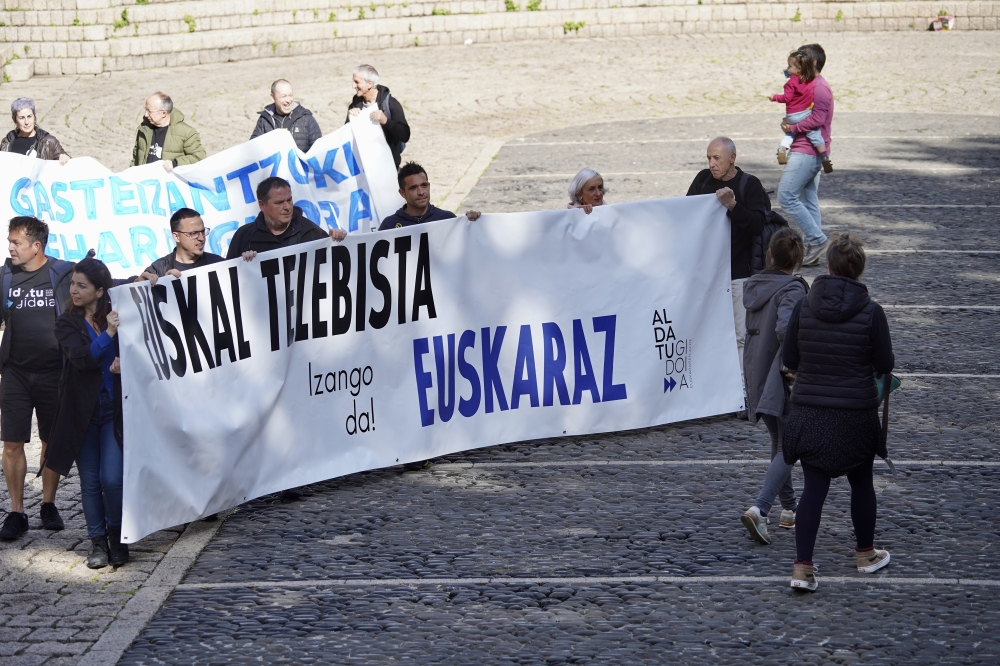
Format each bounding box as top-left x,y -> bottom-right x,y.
791,276 -> 880,410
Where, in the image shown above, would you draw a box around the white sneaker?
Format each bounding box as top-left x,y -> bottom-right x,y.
857,548 -> 891,573
779,510 -> 796,529
802,242 -> 826,267
741,506 -> 771,545
791,562 -> 818,591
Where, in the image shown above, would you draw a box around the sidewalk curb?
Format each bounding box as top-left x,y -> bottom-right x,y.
75,514 -> 227,666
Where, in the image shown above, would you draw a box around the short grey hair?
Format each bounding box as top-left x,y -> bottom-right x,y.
151,92 -> 173,113
568,167 -> 602,205
710,136 -> 737,156
270,79 -> 291,95
11,97 -> 35,118
354,64 -> 379,87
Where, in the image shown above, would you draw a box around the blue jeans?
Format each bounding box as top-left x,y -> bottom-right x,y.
754,414 -> 797,516
76,393 -> 123,539
780,109 -> 825,151
777,151 -> 827,247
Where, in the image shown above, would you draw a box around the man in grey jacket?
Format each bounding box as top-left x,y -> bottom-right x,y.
251,80 -> 322,153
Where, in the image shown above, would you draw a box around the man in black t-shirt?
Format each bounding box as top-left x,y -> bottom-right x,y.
378,162 -> 480,231
0,217 -> 70,540
686,137 -> 768,416
136,208 -> 224,283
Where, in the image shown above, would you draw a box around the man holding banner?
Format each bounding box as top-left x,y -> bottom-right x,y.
686,137 -> 768,417
225,175 -> 347,499
378,162 -> 480,230
137,208 -> 224,281
130,93 -> 206,171
227,177 -> 348,262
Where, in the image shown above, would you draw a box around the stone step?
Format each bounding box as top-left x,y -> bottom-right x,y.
3,0 -> 995,77
2,0 -> 984,33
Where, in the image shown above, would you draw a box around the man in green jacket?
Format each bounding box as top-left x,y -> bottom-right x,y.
130,92 -> 206,171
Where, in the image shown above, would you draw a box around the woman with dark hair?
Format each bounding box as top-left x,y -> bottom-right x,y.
740,228 -> 808,545
44,258 -> 127,569
782,232 -> 894,591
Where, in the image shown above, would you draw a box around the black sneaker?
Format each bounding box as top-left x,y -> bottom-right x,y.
40,502 -> 65,531
0,511 -> 29,541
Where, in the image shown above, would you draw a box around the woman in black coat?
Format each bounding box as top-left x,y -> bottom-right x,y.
44,258 -> 127,570
782,232 -> 894,591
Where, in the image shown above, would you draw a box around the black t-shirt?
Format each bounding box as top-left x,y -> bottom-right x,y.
10,136 -> 36,156
6,264 -> 61,372
686,167 -> 768,280
147,126 -> 168,163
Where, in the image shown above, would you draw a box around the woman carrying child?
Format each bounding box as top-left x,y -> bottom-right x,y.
740,229 -> 808,545
769,50 -> 832,174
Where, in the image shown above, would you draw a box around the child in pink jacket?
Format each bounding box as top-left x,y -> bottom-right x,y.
769,50 -> 827,165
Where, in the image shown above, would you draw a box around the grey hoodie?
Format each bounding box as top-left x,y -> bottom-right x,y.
742,270 -> 808,422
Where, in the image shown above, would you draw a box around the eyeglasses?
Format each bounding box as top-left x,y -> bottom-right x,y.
176,228 -> 210,239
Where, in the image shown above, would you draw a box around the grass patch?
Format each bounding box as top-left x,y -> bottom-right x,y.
112,9 -> 129,30
563,20 -> 584,33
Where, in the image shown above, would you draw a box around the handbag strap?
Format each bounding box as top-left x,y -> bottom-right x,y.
880,373 -> 896,477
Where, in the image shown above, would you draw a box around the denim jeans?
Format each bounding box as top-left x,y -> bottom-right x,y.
76,393 -> 123,539
779,109 -> 825,151
754,414 -> 797,516
777,151 -> 827,247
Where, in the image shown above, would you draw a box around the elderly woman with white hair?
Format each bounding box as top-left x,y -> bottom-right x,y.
1,97 -> 70,164
567,167 -> 606,214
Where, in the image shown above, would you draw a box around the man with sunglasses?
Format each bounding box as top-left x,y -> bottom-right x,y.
136,208 -> 224,282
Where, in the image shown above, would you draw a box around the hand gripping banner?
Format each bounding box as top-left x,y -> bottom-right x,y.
1,115 -> 403,277
112,195 -> 744,541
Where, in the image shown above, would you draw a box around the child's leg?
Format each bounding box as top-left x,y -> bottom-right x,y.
806,127 -> 826,153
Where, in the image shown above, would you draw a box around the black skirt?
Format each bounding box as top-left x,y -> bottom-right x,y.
782,403 -> 882,477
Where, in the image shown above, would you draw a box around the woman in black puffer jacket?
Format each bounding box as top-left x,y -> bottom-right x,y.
782,232 -> 894,592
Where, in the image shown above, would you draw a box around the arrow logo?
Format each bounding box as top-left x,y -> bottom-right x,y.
663,376 -> 677,393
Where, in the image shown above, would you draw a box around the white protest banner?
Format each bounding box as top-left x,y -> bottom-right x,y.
0,116 -> 403,277
113,195 -> 743,542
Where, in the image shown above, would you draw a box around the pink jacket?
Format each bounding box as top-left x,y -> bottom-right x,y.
771,75 -> 815,114
789,75 -> 834,157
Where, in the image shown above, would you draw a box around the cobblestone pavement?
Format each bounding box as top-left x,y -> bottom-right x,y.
7,31 -> 1000,208
0,33 -> 998,666
111,112 -> 1000,665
